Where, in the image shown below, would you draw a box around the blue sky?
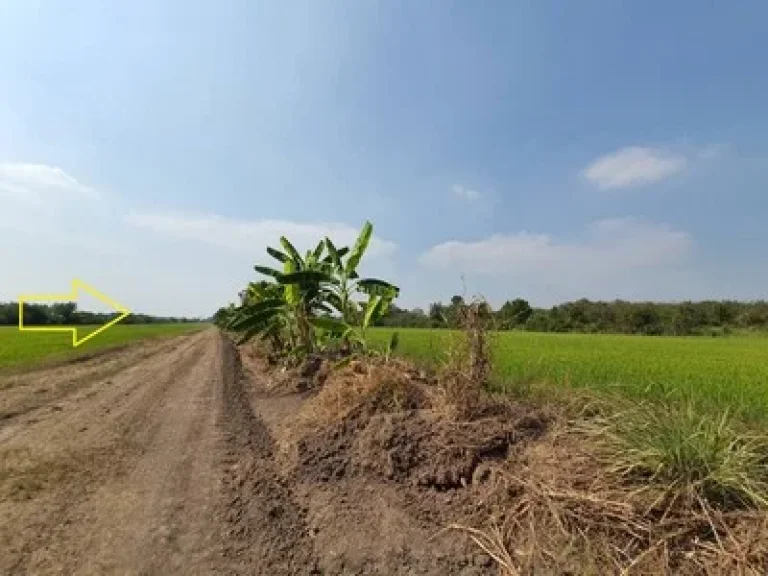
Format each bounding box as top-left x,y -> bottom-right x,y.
1,1 -> 767,316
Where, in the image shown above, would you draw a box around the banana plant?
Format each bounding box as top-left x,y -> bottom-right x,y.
230,281 -> 289,348
309,281 -> 398,351
227,220 -> 399,356
233,236 -> 333,351
213,303 -> 238,328
323,221 -> 399,323
243,280 -> 283,304
227,296 -> 287,345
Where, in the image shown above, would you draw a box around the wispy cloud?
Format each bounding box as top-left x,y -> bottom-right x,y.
452,184 -> 482,202
583,147 -> 687,190
420,218 -> 694,303
422,217 -> 691,273
125,212 -> 398,259
0,163 -> 100,204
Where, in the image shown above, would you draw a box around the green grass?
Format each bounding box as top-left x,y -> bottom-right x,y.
368,328 -> 768,421
0,323 -> 206,370
594,402 -> 768,508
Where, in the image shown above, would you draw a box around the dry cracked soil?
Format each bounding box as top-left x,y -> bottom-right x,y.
0,329 -> 496,576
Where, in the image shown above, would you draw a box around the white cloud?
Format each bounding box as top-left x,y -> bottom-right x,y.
125,212 -> 398,259
452,184 -> 482,202
583,147 -> 687,189
0,163 -> 100,204
419,218 -> 694,304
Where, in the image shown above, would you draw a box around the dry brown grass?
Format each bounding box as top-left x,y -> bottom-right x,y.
274,355 -> 442,468
295,358 -> 438,423
437,299 -> 496,419
449,420 -> 768,575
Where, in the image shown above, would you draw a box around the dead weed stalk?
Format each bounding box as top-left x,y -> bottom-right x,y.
438,297 -> 495,418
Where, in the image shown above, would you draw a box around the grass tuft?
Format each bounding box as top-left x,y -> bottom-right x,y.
593,402 -> 768,510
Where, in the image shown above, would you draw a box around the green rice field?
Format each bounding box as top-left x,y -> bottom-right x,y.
0,324 -> 206,370
369,328 -> 768,421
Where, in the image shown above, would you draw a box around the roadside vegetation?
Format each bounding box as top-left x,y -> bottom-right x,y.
0,324 -> 204,370
217,221 -> 768,574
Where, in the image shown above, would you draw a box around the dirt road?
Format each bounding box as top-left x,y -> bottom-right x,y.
1,329 -> 500,576
0,329 -> 315,575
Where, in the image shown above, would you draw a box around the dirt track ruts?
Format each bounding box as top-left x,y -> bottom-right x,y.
0,328 -> 315,575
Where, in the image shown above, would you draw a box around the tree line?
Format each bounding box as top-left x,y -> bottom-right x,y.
0,302 -> 200,326
376,296 -> 768,336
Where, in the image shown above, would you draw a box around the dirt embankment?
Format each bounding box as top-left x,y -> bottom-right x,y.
243,352 -> 549,576
237,345 -> 768,575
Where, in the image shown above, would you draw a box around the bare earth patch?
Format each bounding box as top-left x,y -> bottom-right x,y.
255,354 -> 549,575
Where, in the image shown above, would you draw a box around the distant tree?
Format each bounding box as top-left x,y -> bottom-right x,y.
52,302 -> 77,325
497,298 -> 533,329
739,302 -> 768,328
443,295 -> 468,326
428,302 -> 447,327
629,304 -> 663,335
377,305 -> 431,328
0,303 -> 18,325
673,301 -> 707,335
23,303 -> 50,325
714,301 -> 739,325
525,310 -> 551,332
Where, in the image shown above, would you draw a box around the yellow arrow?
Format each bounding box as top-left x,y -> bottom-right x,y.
18,279 -> 131,347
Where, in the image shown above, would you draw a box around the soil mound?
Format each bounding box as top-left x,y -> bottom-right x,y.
357,410 -> 545,489
276,358 -> 548,490
290,408 -> 546,491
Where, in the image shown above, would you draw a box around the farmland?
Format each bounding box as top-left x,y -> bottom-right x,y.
3,220 -> 768,574
369,327 -> 768,420
0,323 -> 205,370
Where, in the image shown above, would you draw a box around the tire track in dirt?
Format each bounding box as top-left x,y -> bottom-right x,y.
0,332 -> 200,440
34,332 -> 221,575
216,333 -> 319,575
0,330 -> 223,574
